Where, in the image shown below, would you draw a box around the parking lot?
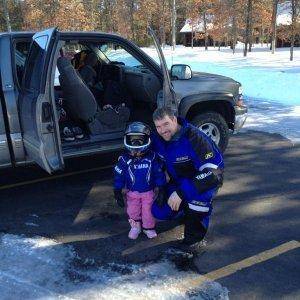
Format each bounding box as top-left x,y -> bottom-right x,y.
0,131 -> 299,299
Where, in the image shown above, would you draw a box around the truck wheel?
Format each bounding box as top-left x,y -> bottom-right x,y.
191,112 -> 229,152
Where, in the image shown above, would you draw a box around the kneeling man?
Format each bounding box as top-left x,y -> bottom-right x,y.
151,107 -> 224,246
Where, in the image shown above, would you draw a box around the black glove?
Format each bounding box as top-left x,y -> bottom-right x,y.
192,168 -> 223,193
156,186 -> 167,207
114,189 -> 124,208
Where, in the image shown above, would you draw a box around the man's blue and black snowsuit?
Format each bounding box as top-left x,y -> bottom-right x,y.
151,118 -> 224,244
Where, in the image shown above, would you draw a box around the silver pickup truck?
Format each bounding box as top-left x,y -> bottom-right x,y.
0,28 -> 247,174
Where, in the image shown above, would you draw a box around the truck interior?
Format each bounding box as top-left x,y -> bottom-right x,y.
53,40 -> 162,156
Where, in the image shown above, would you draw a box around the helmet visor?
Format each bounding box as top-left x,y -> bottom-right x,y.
124,133 -> 150,152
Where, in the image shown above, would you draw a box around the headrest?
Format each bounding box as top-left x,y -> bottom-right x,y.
101,64 -> 122,82
57,57 -> 72,72
84,52 -> 98,67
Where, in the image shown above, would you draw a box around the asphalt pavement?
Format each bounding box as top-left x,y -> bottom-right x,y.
0,131 -> 299,299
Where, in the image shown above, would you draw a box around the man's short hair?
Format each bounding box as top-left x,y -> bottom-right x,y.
153,106 -> 177,121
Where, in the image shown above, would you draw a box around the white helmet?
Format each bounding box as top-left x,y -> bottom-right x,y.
124,122 -> 151,154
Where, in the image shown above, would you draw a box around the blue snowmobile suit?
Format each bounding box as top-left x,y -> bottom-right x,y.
114,150 -> 166,192
151,118 -> 224,214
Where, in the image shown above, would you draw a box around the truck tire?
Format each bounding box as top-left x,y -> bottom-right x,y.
191,112 -> 229,152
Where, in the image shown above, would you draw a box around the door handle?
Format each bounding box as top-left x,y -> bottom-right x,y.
46,124 -> 54,132
42,102 -> 52,122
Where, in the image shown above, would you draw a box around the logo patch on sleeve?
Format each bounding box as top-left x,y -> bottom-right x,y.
205,152 -> 214,159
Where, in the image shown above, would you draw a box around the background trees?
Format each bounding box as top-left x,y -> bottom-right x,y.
0,0 -> 299,56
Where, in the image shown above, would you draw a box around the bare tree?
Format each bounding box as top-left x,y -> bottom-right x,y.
244,0 -> 252,57
171,0 -> 177,50
203,10 -> 208,50
2,0 -> 11,32
159,0 -> 167,47
290,0 -> 299,61
270,0 -> 278,54
231,3 -> 237,54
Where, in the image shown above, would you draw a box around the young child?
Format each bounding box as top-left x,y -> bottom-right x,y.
113,122 -> 166,239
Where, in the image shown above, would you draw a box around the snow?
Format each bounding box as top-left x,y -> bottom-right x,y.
0,234 -> 229,299
142,45 -> 300,144
277,1 -> 293,26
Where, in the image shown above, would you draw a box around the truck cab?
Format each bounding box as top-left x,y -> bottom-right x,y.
0,28 -> 247,174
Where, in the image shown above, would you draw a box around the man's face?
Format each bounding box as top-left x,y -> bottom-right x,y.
154,115 -> 178,141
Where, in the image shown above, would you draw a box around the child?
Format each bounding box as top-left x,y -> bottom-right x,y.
113,122 -> 166,239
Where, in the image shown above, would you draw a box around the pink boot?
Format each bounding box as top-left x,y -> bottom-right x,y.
128,219 -> 141,239
143,229 -> 157,239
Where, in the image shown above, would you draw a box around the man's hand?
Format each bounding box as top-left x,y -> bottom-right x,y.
167,191 -> 182,211
114,189 -> 124,208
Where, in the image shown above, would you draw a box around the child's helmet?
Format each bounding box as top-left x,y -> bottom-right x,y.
124,122 -> 151,154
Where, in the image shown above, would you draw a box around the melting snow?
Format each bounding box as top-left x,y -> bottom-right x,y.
0,234 -> 229,299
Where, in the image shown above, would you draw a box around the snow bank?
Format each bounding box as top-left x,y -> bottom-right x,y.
0,234 -> 229,299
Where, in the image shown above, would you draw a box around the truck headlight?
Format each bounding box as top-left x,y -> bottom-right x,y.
238,86 -> 243,95
237,85 -> 244,107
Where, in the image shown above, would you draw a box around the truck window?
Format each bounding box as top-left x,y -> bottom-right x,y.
24,35 -> 49,91
14,41 -> 31,87
99,42 -> 143,67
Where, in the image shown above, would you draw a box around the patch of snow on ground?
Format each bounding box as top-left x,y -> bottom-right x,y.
242,97 -> 300,144
0,234 -> 229,300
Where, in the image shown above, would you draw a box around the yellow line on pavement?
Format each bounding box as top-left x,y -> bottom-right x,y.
175,240 -> 300,292
206,240 -> 299,281
0,164 -> 114,191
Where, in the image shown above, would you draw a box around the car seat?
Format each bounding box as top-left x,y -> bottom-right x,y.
71,50 -> 91,70
57,57 -> 130,135
101,64 -> 132,109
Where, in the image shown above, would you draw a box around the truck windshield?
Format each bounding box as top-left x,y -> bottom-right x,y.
98,43 -> 143,67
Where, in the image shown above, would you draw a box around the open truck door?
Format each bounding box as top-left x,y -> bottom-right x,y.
148,27 -> 178,113
19,28 -> 64,174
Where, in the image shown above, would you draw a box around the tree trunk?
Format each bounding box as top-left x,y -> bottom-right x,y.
232,14 -> 237,54
290,0 -> 297,61
171,0 -> 176,50
191,25 -> 194,48
203,11 -> 208,50
159,0 -> 166,47
248,12 -> 253,52
128,0 -> 135,41
271,0 -> 278,54
2,0 -> 11,32
260,25 -> 263,46
244,0 -> 252,57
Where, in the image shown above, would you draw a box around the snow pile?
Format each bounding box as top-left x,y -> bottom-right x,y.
0,234 -> 229,299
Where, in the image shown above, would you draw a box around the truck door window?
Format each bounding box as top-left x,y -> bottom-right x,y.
24,35 -> 49,91
14,41 -> 31,87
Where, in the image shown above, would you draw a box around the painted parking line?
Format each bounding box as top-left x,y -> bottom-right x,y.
0,164 -> 114,191
174,240 -> 300,292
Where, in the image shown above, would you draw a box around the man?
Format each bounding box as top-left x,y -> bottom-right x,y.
151,107 -> 224,246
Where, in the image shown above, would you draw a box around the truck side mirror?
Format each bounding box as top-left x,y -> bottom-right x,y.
171,64 -> 192,80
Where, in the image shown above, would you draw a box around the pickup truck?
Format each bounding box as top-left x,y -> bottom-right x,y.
0,28 -> 247,174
